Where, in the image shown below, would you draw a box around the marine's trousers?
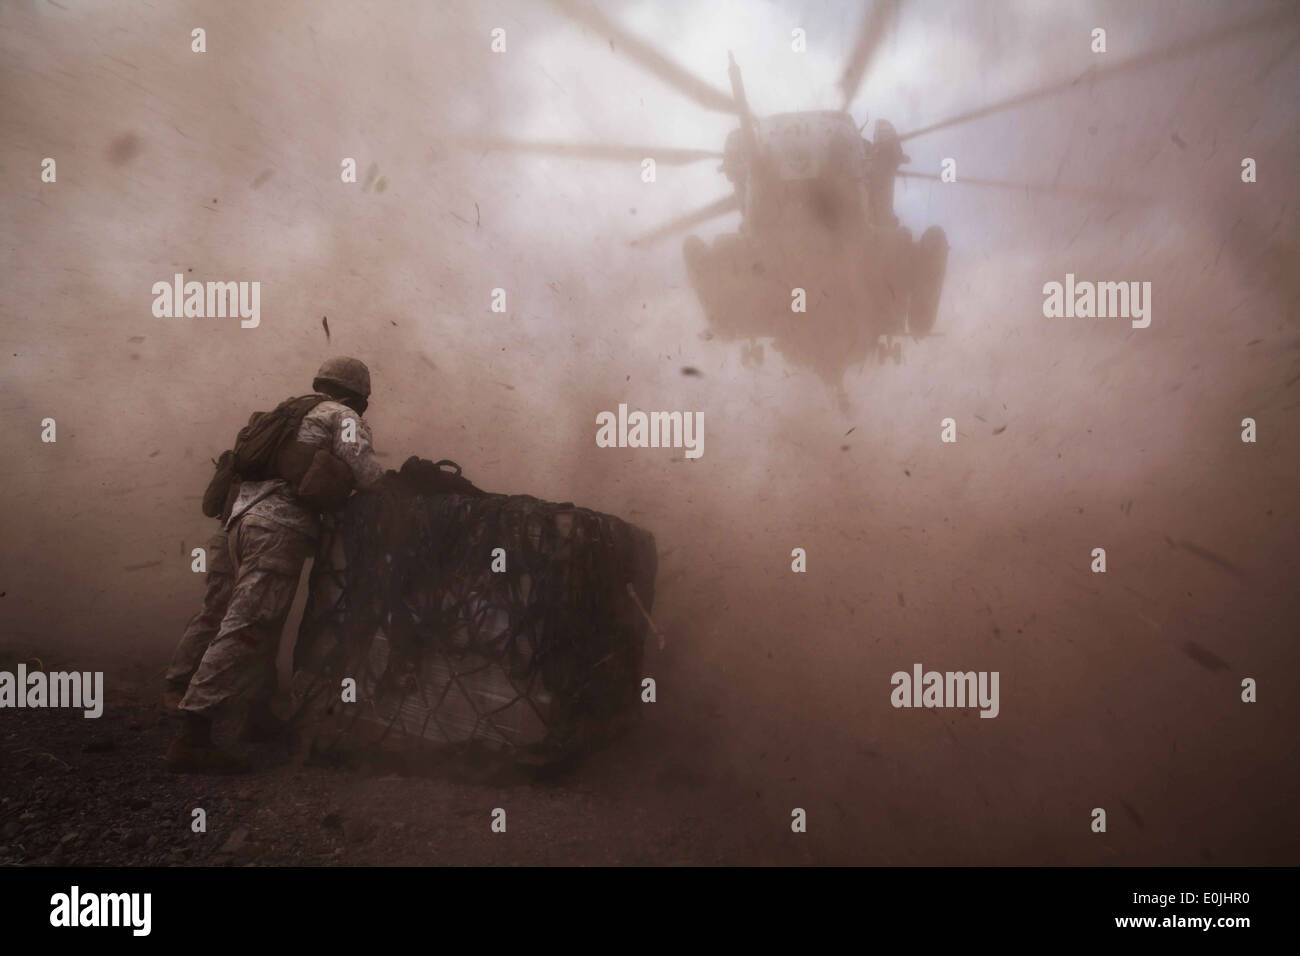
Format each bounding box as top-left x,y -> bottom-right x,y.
177,517 -> 316,717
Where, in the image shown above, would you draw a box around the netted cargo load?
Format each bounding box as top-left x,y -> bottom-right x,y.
291,459 -> 658,766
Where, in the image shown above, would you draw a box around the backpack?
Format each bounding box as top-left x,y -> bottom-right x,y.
201,449 -> 240,519
234,395 -> 328,479
201,395 -> 333,518
387,456 -> 490,498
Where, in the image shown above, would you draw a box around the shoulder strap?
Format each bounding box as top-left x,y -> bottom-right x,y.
283,394 -> 330,424
271,393 -> 330,454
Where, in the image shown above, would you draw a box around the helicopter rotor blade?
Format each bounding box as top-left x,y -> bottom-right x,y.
840,0 -> 903,111
897,169 -> 1141,203
548,0 -> 738,113
899,6 -> 1298,141
463,138 -> 723,165
630,194 -> 741,246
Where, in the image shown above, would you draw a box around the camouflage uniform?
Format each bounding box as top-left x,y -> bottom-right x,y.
176,399 -> 384,717
165,529 -> 235,687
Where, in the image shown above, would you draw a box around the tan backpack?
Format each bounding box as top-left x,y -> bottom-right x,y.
202,395 -> 355,516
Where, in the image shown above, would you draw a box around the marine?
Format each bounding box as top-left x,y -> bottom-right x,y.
162,357 -> 385,773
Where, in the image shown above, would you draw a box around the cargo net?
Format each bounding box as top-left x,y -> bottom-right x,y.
291,462 -> 657,765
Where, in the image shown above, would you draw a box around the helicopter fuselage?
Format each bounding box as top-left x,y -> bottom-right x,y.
685,110 -> 946,383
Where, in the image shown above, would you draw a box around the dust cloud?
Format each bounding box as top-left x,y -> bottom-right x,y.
2,0 -> 1297,863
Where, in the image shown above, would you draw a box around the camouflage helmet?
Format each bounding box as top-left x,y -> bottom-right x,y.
313,356 -> 371,398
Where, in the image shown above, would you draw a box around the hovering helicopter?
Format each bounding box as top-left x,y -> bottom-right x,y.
676,49 -> 945,385
469,0 -> 1295,391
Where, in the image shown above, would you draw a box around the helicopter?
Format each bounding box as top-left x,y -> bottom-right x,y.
675,51 -> 944,385
469,0 -> 1296,391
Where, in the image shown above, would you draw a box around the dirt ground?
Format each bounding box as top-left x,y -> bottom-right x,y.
0,645 -> 801,867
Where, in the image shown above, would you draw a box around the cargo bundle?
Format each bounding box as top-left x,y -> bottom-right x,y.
291,458 -> 658,765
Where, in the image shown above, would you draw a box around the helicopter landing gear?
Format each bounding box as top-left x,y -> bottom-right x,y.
877,336 -> 904,365
907,225 -> 948,338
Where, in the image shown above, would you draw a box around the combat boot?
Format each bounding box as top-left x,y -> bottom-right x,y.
236,700 -> 291,744
160,679 -> 188,715
164,714 -> 251,774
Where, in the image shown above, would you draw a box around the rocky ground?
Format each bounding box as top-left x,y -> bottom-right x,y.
0,648 -> 801,867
